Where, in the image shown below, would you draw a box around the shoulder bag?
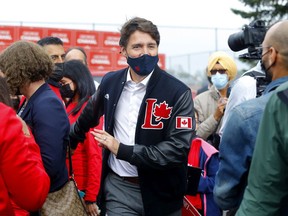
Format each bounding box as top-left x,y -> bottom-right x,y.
40,142 -> 88,216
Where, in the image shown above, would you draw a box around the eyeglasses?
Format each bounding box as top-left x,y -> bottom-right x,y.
210,69 -> 227,75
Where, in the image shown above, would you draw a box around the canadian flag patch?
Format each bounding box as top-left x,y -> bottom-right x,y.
176,117 -> 192,129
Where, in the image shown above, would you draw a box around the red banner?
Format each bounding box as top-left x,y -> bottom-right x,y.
0,25 -> 166,76
101,31 -> 120,51
158,53 -> 166,70
18,26 -> 45,42
115,52 -> 128,68
75,30 -> 99,49
0,26 -> 16,45
47,28 -> 72,46
89,49 -> 114,73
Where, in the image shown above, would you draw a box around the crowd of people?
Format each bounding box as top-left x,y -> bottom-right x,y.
0,17 -> 288,216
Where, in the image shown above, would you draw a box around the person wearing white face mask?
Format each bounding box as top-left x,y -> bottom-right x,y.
194,51 -> 237,149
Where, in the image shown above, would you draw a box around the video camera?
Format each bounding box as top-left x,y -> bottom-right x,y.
228,20 -> 267,59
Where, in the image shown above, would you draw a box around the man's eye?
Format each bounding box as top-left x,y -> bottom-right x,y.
132,45 -> 140,49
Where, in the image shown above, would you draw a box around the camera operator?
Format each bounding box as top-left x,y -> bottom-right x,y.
214,20 -> 288,216
219,20 -> 268,137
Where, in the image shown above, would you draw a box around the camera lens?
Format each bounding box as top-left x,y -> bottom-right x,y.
228,31 -> 247,52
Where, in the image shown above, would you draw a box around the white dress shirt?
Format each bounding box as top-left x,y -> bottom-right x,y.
108,70 -> 153,177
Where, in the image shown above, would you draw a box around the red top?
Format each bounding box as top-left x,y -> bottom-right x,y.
48,84 -> 62,101
0,103 -> 50,215
66,101 -> 103,202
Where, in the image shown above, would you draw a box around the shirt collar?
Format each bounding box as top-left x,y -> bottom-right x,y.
126,68 -> 153,87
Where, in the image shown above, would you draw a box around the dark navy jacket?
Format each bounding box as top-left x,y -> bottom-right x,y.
19,83 -> 69,192
71,66 -> 196,216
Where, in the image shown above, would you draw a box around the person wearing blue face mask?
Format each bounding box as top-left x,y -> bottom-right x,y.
194,51 -> 237,149
69,17 -> 196,216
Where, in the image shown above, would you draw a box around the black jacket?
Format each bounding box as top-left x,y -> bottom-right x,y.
70,66 -> 196,215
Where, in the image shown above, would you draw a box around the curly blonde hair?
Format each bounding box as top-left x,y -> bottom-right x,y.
0,40 -> 53,95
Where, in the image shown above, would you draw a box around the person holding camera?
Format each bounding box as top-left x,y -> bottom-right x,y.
214,20 -> 288,215
194,51 -> 237,150
219,20 -> 269,137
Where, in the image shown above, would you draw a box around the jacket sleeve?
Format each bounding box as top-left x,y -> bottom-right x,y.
70,89 -> 104,149
117,90 -> 196,170
32,97 -> 69,179
83,118 -> 103,202
197,153 -> 219,193
213,106 -> 255,210
0,105 -> 50,211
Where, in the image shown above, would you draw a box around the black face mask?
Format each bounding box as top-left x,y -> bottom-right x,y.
127,54 -> 159,76
50,63 -> 64,82
60,83 -> 74,99
260,60 -> 273,83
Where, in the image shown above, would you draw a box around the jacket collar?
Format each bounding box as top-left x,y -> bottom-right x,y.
19,83 -> 50,119
264,76 -> 288,94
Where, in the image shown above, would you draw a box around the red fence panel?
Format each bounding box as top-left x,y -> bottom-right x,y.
0,25 -> 17,46
0,25 -> 166,76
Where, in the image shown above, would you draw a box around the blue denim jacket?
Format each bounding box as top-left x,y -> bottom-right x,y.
213,76 -> 288,210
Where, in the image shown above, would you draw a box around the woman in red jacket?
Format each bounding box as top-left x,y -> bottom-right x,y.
0,78 -> 50,215
60,60 -> 102,216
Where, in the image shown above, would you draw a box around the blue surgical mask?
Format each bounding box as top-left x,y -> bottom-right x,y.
211,73 -> 229,90
127,54 -> 159,76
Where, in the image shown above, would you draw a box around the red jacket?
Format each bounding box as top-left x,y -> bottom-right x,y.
0,103 -> 50,215
66,101 -> 102,202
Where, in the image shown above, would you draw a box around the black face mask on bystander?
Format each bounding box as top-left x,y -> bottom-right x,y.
260,60 -> 273,83
51,63 -> 64,82
60,83 -> 74,99
260,49 -> 274,83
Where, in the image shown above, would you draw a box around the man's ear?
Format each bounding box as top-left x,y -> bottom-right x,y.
120,47 -> 127,57
270,47 -> 278,65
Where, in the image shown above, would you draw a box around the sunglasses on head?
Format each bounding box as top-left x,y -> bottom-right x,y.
210,69 -> 227,75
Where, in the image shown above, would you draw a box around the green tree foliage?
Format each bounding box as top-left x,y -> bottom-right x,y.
232,0 -> 288,25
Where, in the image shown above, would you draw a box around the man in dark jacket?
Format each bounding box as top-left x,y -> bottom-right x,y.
70,17 -> 196,216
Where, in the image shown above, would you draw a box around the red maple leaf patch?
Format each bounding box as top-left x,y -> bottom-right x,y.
153,101 -> 172,121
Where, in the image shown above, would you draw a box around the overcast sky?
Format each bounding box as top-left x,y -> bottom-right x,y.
1,0 -> 249,74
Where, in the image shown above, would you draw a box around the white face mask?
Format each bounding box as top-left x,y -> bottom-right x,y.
211,73 -> 229,90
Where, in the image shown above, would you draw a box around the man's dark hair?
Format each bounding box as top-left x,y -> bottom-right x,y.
37,36 -> 63,47
119,17 -> 160,48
